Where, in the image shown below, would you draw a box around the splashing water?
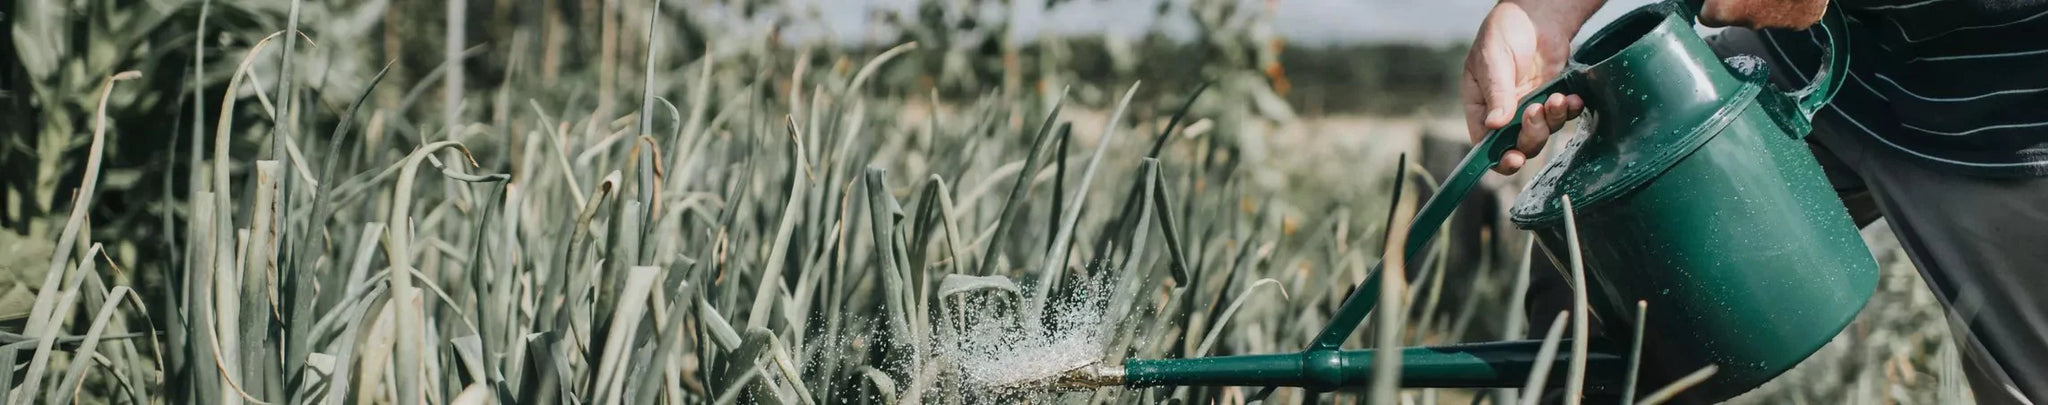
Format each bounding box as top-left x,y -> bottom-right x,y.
952,325 -> 1103,391
940,272 -> 1117,396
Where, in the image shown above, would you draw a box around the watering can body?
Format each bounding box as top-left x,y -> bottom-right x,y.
1505,1 -> 1877,401
1109,1 -> 1877,402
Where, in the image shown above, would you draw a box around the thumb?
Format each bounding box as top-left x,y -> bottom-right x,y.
1480,48 -> 1525,129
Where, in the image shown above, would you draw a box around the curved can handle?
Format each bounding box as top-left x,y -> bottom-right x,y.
1402,70 -> 1581,278
1676,0 -> 1850,121
1788,5 -> 1851,120
1306,71 -> 1582,351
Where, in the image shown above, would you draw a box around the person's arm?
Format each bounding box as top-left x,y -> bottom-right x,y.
1509,0 -> 1609,32
1460,0 -> 1829,175
1701,0 -> 1829,29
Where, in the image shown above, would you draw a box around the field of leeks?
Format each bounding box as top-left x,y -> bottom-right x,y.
0,0 -> 1969,403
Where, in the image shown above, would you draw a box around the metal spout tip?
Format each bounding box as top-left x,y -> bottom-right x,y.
1051,364 -> 1126,390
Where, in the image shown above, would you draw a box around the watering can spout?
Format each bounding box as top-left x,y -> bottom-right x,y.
1114,340 -> 1625,391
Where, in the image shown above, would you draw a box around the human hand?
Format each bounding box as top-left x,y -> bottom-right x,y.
1461,1 -> 1589,175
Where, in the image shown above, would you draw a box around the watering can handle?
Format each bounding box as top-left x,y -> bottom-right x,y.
1676,0 -> 1850,123
1308,73 -> 1580,351
1790,5 -> 1851,121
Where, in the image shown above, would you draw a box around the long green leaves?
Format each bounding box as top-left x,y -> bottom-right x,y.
1026,82 -> 1140,326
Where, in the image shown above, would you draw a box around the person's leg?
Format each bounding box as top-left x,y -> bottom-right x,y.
1804,116 -> 2048,405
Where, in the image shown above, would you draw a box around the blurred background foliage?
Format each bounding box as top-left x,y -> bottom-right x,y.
0,0 -> 1468,290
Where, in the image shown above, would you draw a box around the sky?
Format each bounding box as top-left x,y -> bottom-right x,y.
796,0 -> 1662,46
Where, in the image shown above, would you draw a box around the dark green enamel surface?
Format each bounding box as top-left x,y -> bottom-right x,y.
1507,1 -> 1874,402
1522,106 -> 1876,401
1126,1 -> 1870,401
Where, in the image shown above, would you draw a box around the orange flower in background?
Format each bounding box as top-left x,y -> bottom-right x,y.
1265,0 -> 1290,95
1265,60 -> 1290,96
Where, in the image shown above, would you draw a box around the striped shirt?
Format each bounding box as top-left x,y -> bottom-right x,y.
1761,0 -> 2048,177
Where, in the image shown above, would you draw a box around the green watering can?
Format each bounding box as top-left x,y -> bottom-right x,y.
1050,0 -> 1879,402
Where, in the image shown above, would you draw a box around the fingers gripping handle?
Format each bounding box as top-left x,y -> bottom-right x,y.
1308,74 -> 1580,351
1677,0 -> 1708,26
1411,73 -> 1577,257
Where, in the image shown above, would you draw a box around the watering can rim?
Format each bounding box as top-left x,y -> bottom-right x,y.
1507,82 -> 1767,227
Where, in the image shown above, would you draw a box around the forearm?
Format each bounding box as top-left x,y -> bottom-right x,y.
1501,0 -> 1608,39
1700,0 -> 1828,29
